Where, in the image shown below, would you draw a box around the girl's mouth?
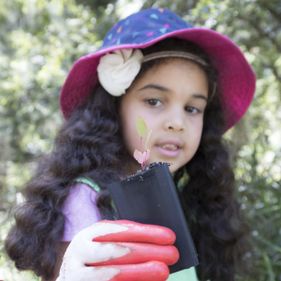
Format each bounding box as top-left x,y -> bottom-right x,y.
155,143 -> 181,158
161,144 -> 179,151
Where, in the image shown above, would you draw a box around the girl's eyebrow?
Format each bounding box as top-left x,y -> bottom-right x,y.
138,83 -> 208,102
192,94 -> 208,102
138,83 -> 170,92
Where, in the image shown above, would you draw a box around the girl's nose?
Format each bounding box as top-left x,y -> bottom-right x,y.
164,110 -> 185,132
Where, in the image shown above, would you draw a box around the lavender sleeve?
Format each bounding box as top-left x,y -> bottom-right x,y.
61,183 -> 101,241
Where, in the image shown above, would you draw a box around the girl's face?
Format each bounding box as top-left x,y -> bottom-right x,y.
119,58 -> 208,173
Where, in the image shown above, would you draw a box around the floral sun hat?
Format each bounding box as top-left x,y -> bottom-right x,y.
60,8 -> 256,131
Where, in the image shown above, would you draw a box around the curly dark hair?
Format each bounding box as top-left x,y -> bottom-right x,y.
5,38 -> 250,281
175,90 -> 250,281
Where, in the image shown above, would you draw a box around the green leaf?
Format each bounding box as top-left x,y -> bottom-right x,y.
136,116 -> 148,138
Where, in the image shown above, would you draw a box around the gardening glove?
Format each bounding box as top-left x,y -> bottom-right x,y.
56,220 -> 179,281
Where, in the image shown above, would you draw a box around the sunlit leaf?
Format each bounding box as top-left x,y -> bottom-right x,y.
136,116 -> 148,138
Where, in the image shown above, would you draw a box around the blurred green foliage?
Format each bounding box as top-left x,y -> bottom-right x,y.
0,0 -> 280,280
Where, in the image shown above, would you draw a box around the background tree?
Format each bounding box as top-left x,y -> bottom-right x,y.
0,0 -> 280,280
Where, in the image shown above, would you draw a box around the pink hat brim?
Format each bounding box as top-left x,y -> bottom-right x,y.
60,28 -> 256,131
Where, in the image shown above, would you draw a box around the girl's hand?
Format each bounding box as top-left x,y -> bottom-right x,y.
56,220 -> 179,281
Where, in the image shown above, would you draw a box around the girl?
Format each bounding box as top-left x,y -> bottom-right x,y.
5,8 -> 255,281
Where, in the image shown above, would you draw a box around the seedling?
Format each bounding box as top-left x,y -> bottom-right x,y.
133,117 -> 152,170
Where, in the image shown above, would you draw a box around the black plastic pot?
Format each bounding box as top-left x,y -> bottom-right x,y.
107,162 -> 199,273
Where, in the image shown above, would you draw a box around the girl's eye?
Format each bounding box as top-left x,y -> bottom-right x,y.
185,106 -> 201,114
145,98 -> 162,107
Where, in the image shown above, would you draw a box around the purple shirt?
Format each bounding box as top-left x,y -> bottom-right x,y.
61,183 -> 101,241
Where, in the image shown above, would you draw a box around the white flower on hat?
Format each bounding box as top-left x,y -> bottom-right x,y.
97,49 -> 143,96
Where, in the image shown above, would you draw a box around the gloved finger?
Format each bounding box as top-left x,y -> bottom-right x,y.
94,220 -> 176,245
87,242 -> 179,266
97,261 -> 169,281
66,240 -> 130,264
71,221 -> 129,242
56,265 -> 120,281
